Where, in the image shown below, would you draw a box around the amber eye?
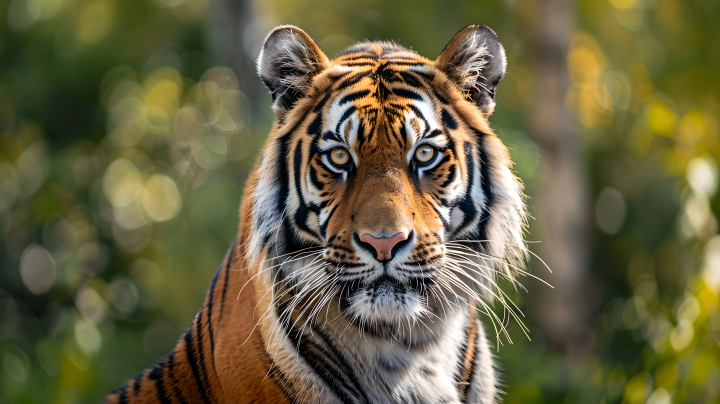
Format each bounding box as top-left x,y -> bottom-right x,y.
414,144 -> 436,164
329,147 -> 350,166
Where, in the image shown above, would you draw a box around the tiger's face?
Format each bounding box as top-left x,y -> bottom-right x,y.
251,25 -> 526,330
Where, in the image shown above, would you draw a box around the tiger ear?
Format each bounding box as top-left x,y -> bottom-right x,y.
257,25 -> 329,117
435,25 -> 507,117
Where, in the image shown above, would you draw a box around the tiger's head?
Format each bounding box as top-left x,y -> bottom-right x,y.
248,25 -> 527,333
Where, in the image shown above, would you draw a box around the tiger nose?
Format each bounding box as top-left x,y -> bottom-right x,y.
359,232 -> 409,261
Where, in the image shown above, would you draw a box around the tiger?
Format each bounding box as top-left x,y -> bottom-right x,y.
104,23 -> 527,404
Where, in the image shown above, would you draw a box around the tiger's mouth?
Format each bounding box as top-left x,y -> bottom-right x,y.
339,274 -> 435,303
336,271 -> 439,325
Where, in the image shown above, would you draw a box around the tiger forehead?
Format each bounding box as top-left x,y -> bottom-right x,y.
333,41 -> 428,65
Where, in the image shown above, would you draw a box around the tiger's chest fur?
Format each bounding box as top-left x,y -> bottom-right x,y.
259,265 -> 497,404
104,23 -> 526,404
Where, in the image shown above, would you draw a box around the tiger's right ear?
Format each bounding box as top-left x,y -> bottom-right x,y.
256,25 -> 329,117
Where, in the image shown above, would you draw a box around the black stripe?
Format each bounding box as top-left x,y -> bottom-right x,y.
441,163 -> 457,188
113,386 -> 128,404
452,142 -> 481,238
335,71 -> 372,91
206,267 -> 221,354
334,106 -> 357,135
319,205 -> 337,239
194,311 -> 212,401
428,200 -> 451,229
166,353 -> 189,404
464,321 -> 480,403
258,334 -> 299,404
313,91 -> 333,113
291,139 -> 322,240
381,61 -> 426,67
218,237 -> 236,321
392,88 -> 423,100
309,165 -> 325,191
275,296 -> 368,404
413,70 -> 435,81
313,328 -> 370,403
399,71 -> 422,87
475,132 -> 494,241
322,130 -> 343,143
423,129 -> 444,139
339,90 -> 371,105
147,358 -> 173,404
341,61 -> 377,67
441,109 -> 458,130
398,124 -> 407,147
307,114 -> 323,136
408,104 -> 430,133
285,327 -> 368,403
183,329 -> 212,404
132,372 -> 143,395
274,115 -> 308,217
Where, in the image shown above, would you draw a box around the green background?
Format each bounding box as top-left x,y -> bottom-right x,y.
1,0 -> 719,402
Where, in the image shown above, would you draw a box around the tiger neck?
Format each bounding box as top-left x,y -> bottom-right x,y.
262,292 -> 476,404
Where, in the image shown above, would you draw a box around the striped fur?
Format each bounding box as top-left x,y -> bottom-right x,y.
104,24 -> 526,404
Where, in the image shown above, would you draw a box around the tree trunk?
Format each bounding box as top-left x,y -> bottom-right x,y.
209,0 -> 269,124
524,0 -> 591,356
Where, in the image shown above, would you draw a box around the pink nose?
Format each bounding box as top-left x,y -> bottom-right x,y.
359,232 -> 408,261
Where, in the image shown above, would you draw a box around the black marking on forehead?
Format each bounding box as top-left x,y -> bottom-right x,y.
326,70 -> 353,83
376,80 -> 391,101
336,71 -> 372,92
399,71 -> 422,87
392,88 -> 423,101
380,69 -> 403,84
356,119 -> 366,146
339,90 -> 371,105
385,103 -> 405,120
382,61 -> 427,67
441,109 -> 458,130
432,88 -> 449,105
398,124 -> 408,146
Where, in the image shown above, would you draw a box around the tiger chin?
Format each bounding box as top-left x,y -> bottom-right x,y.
104,24 -> 527,404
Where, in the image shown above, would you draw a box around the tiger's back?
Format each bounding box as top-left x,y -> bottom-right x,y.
105,23 -> 526,404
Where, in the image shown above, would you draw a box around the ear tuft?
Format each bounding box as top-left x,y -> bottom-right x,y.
435,25 -> 507,117
256,25 -> 329,117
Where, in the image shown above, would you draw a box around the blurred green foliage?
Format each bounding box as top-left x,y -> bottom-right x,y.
1,0 -> 719,403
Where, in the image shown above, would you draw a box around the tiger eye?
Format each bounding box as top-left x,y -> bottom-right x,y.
414,144 -> 436,163
330,147 -> 350,166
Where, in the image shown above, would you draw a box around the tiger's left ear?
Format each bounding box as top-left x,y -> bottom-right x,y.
257,25 -> 329,117
435,25 -> 507,117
